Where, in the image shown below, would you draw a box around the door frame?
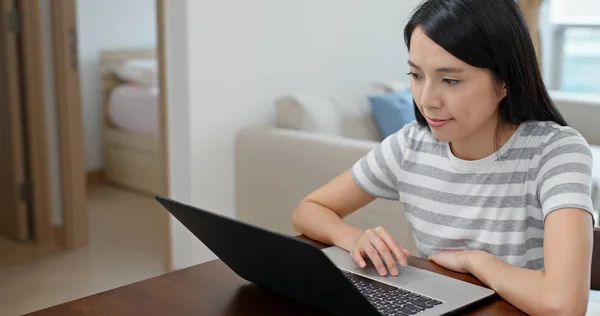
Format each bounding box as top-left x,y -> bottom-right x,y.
49,0 -> 87,249
156,0 -> 172,272
16,0 -> 53,245
48,0 -> 172,270
10,0 -> 171,263
0,0 -> 29,241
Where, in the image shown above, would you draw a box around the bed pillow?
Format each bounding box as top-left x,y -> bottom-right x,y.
114,59 -> 158,86
368,89 -> 416,140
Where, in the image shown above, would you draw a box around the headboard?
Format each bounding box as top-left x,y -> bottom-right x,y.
99,48 -> 156,129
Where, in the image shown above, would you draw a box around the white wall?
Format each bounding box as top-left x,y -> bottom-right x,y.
164,0 -> 211,270
76,0 -> 157,170
165,0 -> 420,270
40,0 -> 63,225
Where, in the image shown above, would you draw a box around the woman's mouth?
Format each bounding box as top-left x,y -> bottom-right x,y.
426,116 -> 453,128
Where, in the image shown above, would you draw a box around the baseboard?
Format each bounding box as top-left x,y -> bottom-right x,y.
86,169 -> 105,187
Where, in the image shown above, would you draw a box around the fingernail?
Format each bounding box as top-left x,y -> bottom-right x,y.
359,261 -> 365,268
379,268 -> 386,275
391,268 -> 398,275
401,258 -> 407,267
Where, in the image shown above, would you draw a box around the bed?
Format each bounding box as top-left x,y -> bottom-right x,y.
99,49 -> 165,195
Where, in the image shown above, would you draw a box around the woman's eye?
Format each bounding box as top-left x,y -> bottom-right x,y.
443,78 -> 460,85
407,72 -> 422,80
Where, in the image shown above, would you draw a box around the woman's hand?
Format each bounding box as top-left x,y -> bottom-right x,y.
349,226 -> 410,276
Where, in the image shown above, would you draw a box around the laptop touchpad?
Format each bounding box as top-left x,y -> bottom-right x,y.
322,246 -> 429,286
347,263 -> 429,286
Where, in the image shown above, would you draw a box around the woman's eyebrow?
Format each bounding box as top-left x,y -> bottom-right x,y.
408,60 -> 465,73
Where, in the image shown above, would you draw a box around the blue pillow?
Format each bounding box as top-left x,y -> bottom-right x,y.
368,89 -> 416,140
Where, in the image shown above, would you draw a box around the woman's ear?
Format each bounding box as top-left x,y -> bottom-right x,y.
496,81 -> 508,100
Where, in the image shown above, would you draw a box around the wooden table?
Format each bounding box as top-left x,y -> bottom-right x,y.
27,236 -> 526,315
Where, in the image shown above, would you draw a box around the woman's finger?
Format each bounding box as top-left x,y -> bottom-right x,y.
402,247 -> 411,258
351,247 -> 366,268
367,231 -> 398,275
362,243 -> 387,276
374,226 -> 408,267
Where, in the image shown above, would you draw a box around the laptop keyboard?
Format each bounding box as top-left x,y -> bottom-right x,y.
342,271 -> 443,315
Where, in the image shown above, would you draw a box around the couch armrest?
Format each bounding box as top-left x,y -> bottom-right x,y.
235,127 -> 418,254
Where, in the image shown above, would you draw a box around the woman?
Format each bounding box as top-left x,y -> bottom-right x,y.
291,0 -> 595,315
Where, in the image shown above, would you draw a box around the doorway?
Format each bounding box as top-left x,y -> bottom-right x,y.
68,0 -> 171,279
0,0 -> 171,313
0,0 -> 55,266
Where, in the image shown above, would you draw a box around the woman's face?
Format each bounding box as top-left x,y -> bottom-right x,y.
408,27 -> 507,143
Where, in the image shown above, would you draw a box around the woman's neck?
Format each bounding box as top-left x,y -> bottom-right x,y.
449,121 -> 518,161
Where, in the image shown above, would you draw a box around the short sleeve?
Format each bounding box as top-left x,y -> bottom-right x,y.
351,130 -> 405,200
537,129 -> 595,222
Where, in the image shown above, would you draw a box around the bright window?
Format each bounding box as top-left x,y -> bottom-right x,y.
540,0 -> 600,95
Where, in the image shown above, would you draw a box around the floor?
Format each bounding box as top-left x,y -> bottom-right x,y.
0,233 -> 63,271
0,184 -> 168,316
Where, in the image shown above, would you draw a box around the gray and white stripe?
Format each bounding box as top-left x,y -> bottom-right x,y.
351,120 -> 594,270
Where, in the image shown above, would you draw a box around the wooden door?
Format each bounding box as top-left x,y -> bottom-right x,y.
0,0 -> 31,241
51,0 -> 88,249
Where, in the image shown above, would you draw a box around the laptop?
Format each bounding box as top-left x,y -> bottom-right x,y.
156,196 -> 495,316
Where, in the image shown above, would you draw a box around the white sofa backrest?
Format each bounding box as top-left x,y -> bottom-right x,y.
274,80 -> 410,143
551,91 -> 600,146
274,86 -> 600,145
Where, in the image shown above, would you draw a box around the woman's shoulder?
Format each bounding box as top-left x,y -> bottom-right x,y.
519,120 -> 589,147
517,120 -> 592,158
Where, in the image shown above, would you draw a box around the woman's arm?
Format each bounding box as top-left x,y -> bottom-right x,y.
292,127 -> 405,251
291,169 -> 375,250
467,208 -> 594,316
292,169 -> 412,275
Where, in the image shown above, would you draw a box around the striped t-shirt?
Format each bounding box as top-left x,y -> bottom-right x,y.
351,120 -> 594,270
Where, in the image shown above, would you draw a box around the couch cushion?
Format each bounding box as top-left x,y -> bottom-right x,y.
330,94 -> 381,142
274,94 -> 342,136
274,81 -> 411,142
328,81 -> 411,142
368,89 -> 416,140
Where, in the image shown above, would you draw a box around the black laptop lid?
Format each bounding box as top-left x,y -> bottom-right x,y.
155,196 -> 379,316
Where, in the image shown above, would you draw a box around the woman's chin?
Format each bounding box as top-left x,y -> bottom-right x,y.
430,129 -> 454,142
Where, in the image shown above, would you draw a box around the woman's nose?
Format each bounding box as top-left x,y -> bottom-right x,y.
419,82 -> 442,109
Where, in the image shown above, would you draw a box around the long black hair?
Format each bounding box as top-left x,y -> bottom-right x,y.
404,0 -> 567,139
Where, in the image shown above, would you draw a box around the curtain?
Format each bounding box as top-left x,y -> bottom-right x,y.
518,0 -> 544,67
